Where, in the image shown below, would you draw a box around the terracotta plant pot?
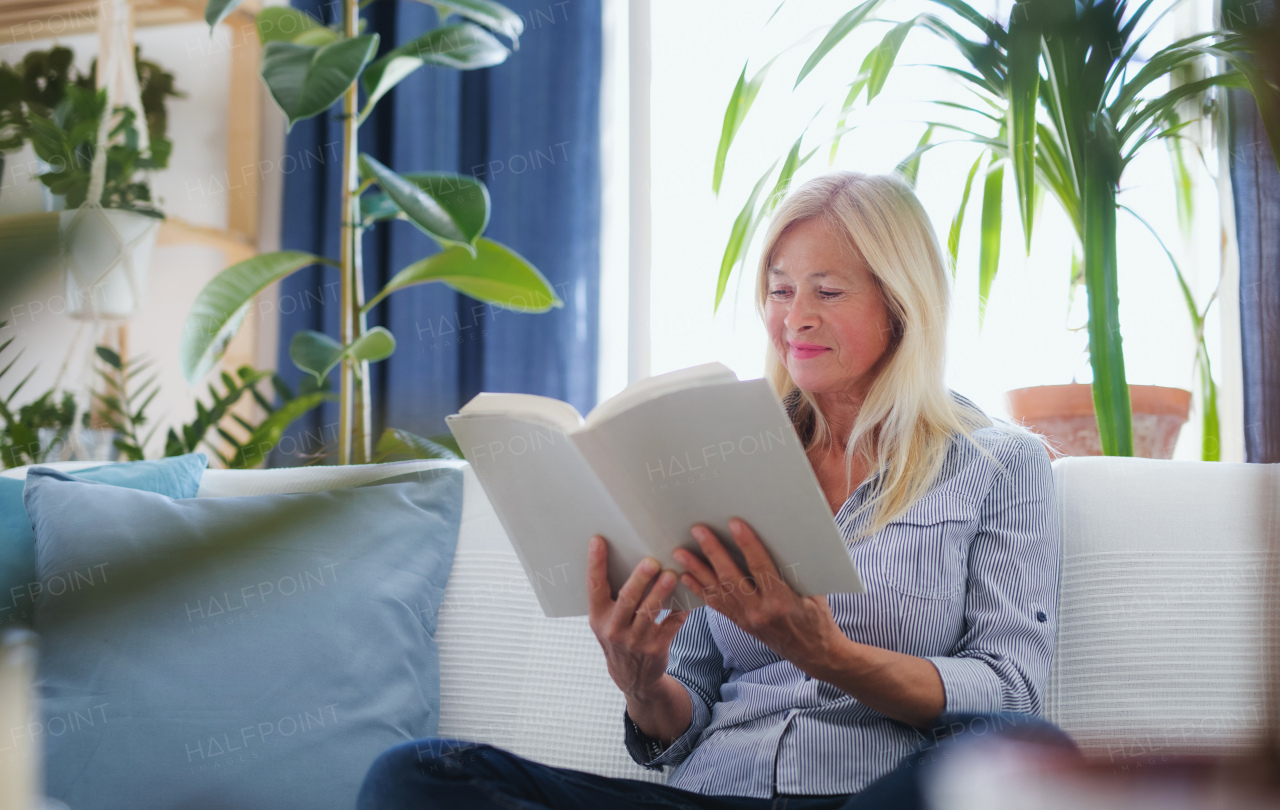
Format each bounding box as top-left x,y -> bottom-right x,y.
1005,383 -> 1192,459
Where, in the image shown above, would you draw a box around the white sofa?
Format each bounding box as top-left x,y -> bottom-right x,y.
8,454 -> 1278,786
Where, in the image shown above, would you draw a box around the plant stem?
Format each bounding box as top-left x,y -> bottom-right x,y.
337,0 -> 361,465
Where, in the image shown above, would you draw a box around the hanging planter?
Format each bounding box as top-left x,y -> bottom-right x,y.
61,204 -> 159,320
18,13 -> 179,321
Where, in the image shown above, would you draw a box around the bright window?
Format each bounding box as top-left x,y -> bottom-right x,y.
644,0 -> 1229,460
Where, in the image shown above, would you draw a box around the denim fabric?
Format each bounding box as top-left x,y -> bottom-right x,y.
357,712 -> 1077,810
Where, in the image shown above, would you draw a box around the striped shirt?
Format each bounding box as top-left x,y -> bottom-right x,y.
622,390 -> 1060,797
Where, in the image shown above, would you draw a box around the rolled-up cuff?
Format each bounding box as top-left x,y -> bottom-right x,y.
926,655 -> 1005,715
622,682 -> 711,770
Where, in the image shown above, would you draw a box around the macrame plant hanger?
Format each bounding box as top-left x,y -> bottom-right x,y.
54,0 -> 153,459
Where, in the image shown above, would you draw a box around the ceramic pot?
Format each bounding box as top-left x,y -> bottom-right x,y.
1005,383 -> 1192,459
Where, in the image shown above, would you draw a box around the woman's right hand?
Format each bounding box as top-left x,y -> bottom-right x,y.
586,534 -> 688,700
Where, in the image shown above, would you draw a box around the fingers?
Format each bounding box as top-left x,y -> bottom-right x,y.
586,535 -> 614,620
609,556 -> 662,634
673,546 -> 716,592
728,518 -> 782,581
633,568 -> 679,627
691,524 -> 747,584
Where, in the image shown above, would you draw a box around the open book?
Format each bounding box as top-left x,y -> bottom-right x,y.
445,362 -> 864,618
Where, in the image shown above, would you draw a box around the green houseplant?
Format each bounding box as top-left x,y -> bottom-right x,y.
0,47 -> 181,308
184,0 -> 562,465
714,0 -> 1280,458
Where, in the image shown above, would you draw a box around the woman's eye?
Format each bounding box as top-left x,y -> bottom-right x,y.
819,290 -> 843,298
768,288 -> 792,298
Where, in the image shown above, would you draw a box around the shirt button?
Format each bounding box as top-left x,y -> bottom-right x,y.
1036,611 -> 1047,623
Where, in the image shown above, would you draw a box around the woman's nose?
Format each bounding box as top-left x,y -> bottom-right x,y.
784,292 -> 820,330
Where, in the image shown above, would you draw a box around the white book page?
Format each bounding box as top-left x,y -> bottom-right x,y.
458,392 -> 584,432
583,362 -> 738,430
572,378 -> 864,607
446,412 -> 650,617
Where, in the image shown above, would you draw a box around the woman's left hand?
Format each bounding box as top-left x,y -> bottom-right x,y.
674,518 -> 843,674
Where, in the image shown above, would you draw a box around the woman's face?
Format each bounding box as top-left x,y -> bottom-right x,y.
765,216 -> 895,401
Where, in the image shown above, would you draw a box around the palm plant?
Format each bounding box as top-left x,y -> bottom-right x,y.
715,0 -> 1280,457
184,0 -> 563,465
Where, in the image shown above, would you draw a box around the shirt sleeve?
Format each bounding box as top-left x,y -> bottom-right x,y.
926,429 -> 1060,716
622,606 -> 726,770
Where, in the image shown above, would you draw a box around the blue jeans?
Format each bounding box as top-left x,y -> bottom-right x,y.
357,712 -> 1078,810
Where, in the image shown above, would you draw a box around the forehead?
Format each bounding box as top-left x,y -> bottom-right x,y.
767,217 -> 864,281
768,222 -> 870,282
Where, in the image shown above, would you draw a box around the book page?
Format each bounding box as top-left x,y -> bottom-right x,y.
457,392 -> 584,432
582,362 -> 738,430
572,378 -> 864,609
446,412 -> 652,618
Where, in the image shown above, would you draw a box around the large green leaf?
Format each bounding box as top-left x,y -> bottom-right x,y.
713,57 -> 777,195
261,34 -> 379,128
291,327 -> 397,384
1006,0 -> 1040,255
427,0 -> 524,46
977,163 -> 1003,329
715,159 -> 778,313
795,0 -> 882,88
894,125 -> 936,186
1082,141 -> 1131,456
865,17 -> 916,103
947,152 -> 984,276
362,23 -> 509,114
828,71 -> 870,164
768,134 -> 818,214
362,172 -> 490,238
359,155 -> 488,250
365,238 -> 561,313
255,8 -> 336,46
181,251 -> 334,383
205,0 -> 244,29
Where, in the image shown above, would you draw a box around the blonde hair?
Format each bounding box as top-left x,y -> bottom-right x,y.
756,171 -> 997,541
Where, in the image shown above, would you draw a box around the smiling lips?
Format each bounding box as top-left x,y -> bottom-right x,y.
789,341 -> 829,360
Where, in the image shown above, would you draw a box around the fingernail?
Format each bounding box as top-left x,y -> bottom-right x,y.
641,557 -> 659,574
659,571 -> 675,586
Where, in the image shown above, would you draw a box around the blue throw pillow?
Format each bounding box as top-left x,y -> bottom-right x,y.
0,454 -> 208,628
24,465 -> 463,810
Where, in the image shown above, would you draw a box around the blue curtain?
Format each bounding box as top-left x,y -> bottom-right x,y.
1226,0 -> 1280,463
275,0 -> 600,463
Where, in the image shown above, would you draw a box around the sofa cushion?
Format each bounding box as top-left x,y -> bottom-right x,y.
25,464 -> 463,810
1045,456 -> 1277,758
197,460 -> 663,782
0,454 -> 208,628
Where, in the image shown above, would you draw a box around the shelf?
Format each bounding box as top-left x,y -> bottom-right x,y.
0,0 -> 261,46
158,218 -> 255,265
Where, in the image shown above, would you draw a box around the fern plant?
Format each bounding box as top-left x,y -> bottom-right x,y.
0,324 -> 80,468
164,368 -> 332,468
90,346 -> 161,461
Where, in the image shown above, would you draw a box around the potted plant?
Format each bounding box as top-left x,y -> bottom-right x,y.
713,0 -> 1280,459
23,46 -> 180,321
182,0 -> 563,464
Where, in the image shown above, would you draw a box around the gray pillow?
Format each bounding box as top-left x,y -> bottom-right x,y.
24,466 -> 463,810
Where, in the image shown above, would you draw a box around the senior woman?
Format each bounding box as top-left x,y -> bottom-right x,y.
358,172 -> 1075,810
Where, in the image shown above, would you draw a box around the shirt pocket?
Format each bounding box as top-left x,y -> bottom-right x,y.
882,492 -> 977,600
